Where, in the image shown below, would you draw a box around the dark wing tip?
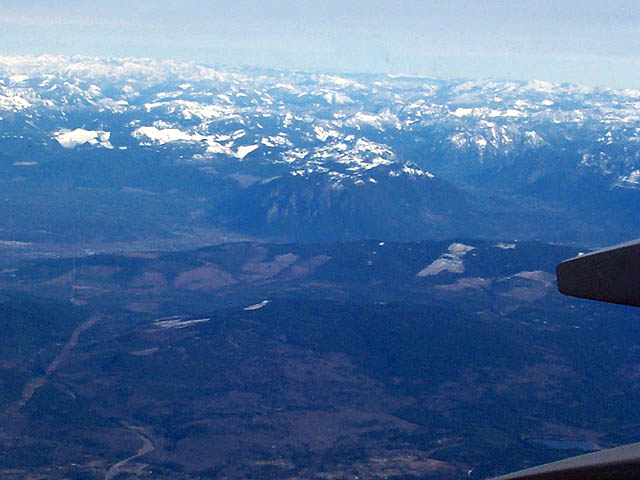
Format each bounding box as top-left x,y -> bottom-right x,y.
488,442 -> 640,480
556,239 -> 640,307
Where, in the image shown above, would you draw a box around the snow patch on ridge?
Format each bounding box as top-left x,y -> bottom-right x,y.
244,300 -> 271,311
617,169 -> 640,189
417,243 -> 475,277
133,126 -> 201,144
155,317 -> 211,329
236,144 -> 259,159
9,74 -> 29,84
323,92 -> 353,105
401,165 -> 434,178
0,90 -> 32,110
132,126 -> 236,157
55,128 -> 112,149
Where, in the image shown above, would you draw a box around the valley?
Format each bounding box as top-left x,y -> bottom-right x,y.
1,56 -> 640,250
1,240 -> 640,479
1,55 -> 640,479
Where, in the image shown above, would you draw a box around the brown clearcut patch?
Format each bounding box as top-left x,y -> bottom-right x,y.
514,270 -> 555,286
122,252 -> 160,259
508,285 -> 549,301
80,265 -> 122,277
359,453 -> 458,477
241,253 -> 299,280
125,302 -> 160,313
435,277 -> 492,292
283,255 -> 331,279
44,270 -> 75,286
173,264 -> 236,291
130,271 -> 169,290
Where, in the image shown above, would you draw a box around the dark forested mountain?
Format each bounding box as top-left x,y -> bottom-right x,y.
2,56 -> 640,252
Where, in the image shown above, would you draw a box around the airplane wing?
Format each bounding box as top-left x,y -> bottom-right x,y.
490,442 -> 640,480
489,239 -> 640,480
557,238 -> 640,307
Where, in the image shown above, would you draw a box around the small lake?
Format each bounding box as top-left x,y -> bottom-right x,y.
529,438 -> 598,451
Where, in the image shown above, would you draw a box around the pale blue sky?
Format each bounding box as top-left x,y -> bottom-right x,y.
2,0 -> 640,88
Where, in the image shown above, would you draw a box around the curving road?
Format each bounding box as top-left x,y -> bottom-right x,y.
105,424 -> 154,480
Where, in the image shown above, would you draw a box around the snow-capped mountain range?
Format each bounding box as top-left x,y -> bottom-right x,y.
1,55 -> 640,247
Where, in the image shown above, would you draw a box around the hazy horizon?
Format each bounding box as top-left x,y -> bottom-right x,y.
2,1 -> 640,89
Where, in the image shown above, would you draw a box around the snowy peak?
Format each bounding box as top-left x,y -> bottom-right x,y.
1,55 -> 640,246
0,55 -> 639,186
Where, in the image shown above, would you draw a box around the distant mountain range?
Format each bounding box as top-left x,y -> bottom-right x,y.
1,55 -> 640,252
5,57 -> 640,480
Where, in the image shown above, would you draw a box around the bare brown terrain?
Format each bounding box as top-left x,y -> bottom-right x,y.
1,240 -> 639,479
